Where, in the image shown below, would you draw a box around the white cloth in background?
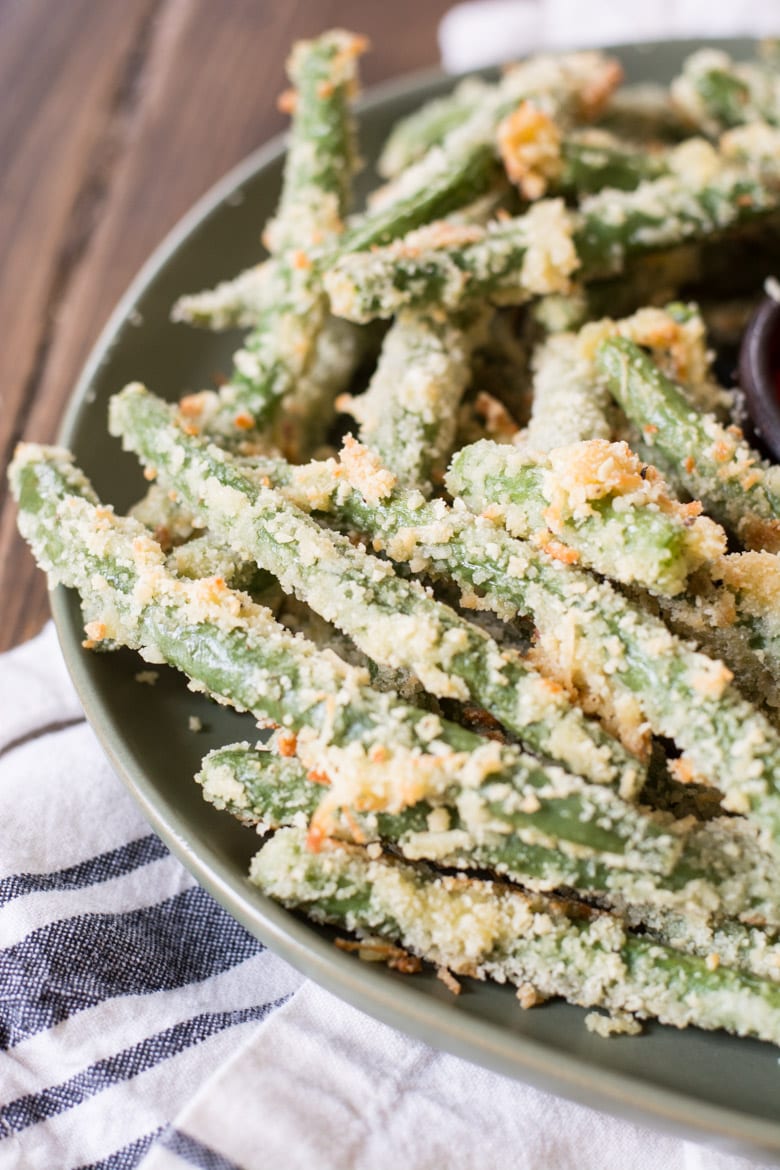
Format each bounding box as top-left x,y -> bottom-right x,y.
439,0 -> 778,72
139,982 -> 774,1170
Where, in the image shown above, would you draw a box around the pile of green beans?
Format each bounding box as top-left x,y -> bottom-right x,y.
13,32 -> 780,1048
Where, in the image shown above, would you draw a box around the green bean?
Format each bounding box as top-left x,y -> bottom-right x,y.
339,309 -> 486,490
183,32 -> 365,455
578,300 -> 727,411
171,263 -> 274,331
110,384 -> 641,792
671,49 -> 780,135
498,108 -> 668,201
202,742 -> 780,933
524,332 -> 614,450
648,583 -> 780,721
324,199 -> 578,322
265,29 -> 366,255
324,135 -> 780,322
714,553 -> 780,689
186,307 -> 363,461
335,51 -> 623,256
639,911 -> 780,986
252,826 -> 780,1046
9,443 -> 675,872
377,77 -> 492,178
557,133 -> 669,194
447,438 -> 725,596
596,337 -> 780,552
268,452 -> 780,838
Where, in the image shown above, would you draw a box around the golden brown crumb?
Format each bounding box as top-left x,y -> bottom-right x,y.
473,392 -> 519,440
388,221 -> 483,261
338,435 -> 397,504
306,769 -> 331,787
436,966 -> 462,995
534,530 -> 581,564
179,394 -> 205,418
668,757 -> 697,785
84,621 -> 107,645
335,936 -> 422,973
277,88 -> 297,114
276,730 -> 298,757
516,982 -> 544,1009
497,101 -> 562,199
577,58 -> 624,120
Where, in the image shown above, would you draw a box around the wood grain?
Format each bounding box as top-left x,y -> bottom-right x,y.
0,0 -> 450,651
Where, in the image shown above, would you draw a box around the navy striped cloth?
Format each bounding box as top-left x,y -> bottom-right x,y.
2,627 -> 774,1170
0,624 -> 302,1169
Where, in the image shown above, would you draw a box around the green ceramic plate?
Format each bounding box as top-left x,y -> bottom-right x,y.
52,38 -> 780,1163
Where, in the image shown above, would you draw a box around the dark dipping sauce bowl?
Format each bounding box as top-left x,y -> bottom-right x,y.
739,293 -> 780,462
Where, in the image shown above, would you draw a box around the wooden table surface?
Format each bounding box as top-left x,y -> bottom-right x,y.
0,0 -> 451,652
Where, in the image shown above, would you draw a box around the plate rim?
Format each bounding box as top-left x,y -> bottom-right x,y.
50,37 -> 780,1163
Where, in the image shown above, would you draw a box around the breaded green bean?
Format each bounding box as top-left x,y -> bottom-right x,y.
377,77 -> 492,178
497,105 -> 668,201
110,384 -> 641,792
9,443 -> 675,871
339,309 -> 486,490
524,332 -> 614,450
324,134 -> 780,322
107,389 -> 780,842
638,911 -> 780,986
182,32 -> 365,455
172,263 -> 274,331
186,304 -> 362,461
578,300 -> 730,416
324,199 -> 579,322
447,438 -> 726,596
715,553 -> 780,685
335,51 -> 623,256
253,826 -> 780,1047
596,337 -> 780,552
265,30 -> 366,254
202,742 -> 780,933
647,582 -> 780,720
672,49 -> 780,136
261,449 -> 780,836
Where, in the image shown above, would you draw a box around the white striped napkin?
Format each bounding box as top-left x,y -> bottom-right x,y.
0,623 -> 303,1169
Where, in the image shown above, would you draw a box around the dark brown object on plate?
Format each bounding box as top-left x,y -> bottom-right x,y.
739,293 -> 780,463
0,0 -> 450,653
